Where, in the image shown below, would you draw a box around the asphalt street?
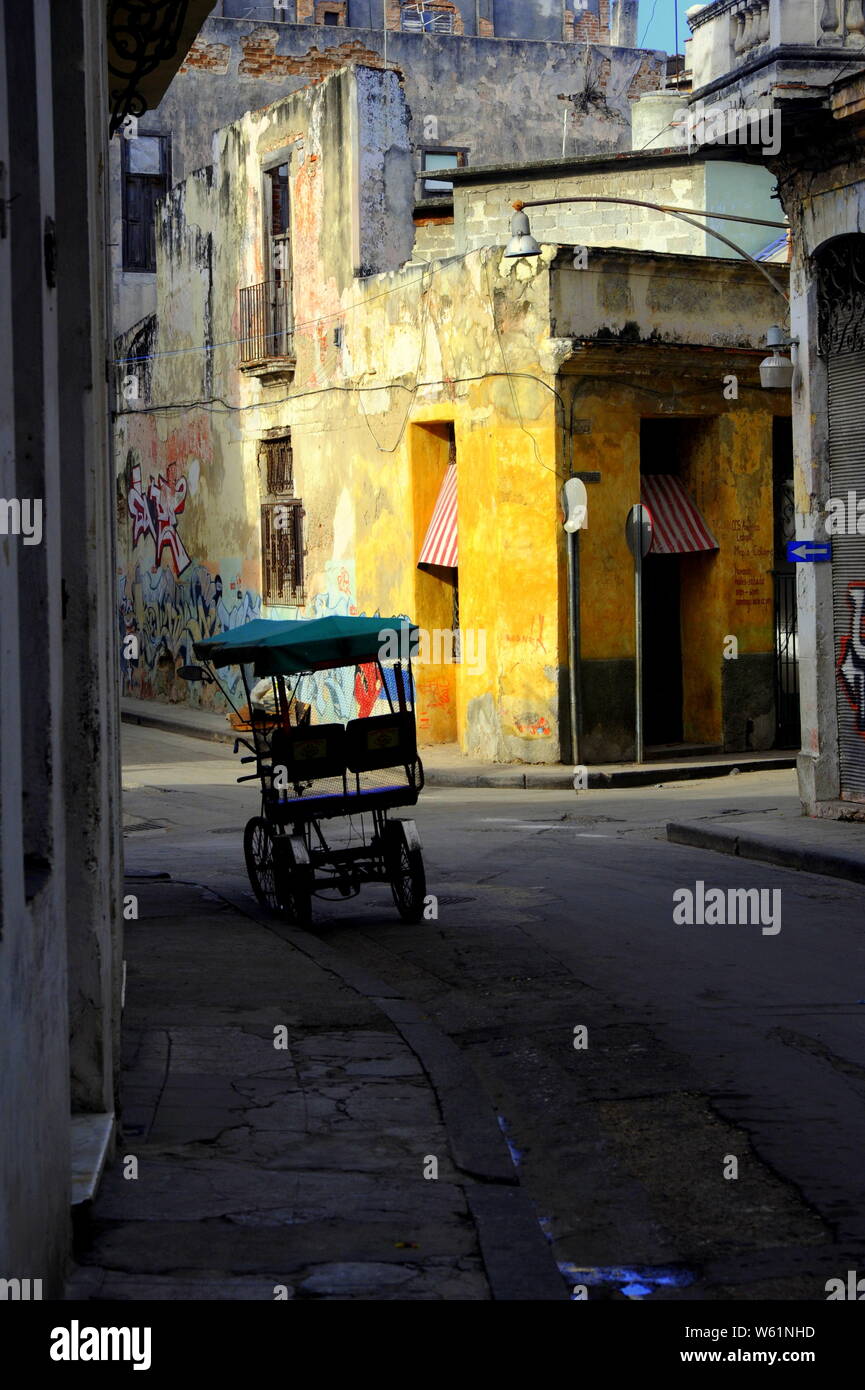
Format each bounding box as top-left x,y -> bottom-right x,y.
122,725 -> 865,1300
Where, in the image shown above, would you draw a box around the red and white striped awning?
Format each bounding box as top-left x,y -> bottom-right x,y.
417,464 -> 458,568
640,474 -> 718,555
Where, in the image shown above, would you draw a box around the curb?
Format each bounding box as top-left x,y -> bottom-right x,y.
424,757 -> 796,791
667,821 -> 865,887
167,876 -> 568,1301
121,702 -> 233,746
121,703 -> 795,791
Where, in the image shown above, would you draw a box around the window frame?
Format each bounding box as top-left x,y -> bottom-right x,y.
261,499 -> 305,607
401,4 -> 456,34
261,147 -> 294,293
121,133 -> 170,274
260,433 -> 295,497
419,146 -> 467,197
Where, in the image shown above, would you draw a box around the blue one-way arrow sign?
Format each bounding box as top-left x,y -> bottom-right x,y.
787,540 -> 832,563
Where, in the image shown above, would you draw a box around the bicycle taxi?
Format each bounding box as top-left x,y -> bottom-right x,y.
179,615 -> 426,926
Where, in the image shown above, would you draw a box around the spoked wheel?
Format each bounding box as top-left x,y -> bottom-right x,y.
383,819 -> 426,923
275,834 -> 314,927
244,816 -> 281,912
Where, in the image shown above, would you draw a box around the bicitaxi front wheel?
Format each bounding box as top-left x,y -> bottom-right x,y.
383,818 -> 426,923
243,816 -> 282,913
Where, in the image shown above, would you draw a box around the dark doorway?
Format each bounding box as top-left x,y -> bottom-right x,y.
772,415 -> 799,748
641,554 -> 684,745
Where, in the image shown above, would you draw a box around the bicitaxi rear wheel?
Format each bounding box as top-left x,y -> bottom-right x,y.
275,834 -> 314,927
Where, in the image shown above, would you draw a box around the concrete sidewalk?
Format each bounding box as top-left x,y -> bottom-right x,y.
67,877 -> 564,1301
121,694 -> 795,790
668,801 -> 865,889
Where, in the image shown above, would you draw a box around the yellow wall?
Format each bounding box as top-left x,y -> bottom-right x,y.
563,369 -> 784,750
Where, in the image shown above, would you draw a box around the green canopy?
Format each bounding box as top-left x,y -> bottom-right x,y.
194,615 -> 418,675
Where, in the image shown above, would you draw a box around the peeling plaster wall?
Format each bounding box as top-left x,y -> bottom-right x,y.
167,20 -> 664,177
553,249 -> 788,760
109,17 -> 667,333
3,0 -> 122,1294
116,66 -> 569,757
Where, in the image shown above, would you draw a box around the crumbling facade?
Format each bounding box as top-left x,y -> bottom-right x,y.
116,64 -> 791,764
110,5 -> 668,336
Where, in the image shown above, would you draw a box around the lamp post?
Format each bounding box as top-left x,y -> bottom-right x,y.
504,195 -> 791,302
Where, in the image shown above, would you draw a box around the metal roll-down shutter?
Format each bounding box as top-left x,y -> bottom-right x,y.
829,349 -> 865,799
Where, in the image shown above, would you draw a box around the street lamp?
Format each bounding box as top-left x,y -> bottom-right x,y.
504,196 -> 796,388
504,208 -> 542,259
759,324 -> 798,390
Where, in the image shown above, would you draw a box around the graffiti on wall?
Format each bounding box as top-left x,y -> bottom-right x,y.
120,561 -> 261,701
838,582 -> 865,734
127,460 -> 191,576
280,560 -> 413,722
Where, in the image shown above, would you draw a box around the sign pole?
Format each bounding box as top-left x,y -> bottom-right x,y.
634,538 -> 643,765
565,529 -> 582,765
562,478 -> 588,767
625,503 -> 652,765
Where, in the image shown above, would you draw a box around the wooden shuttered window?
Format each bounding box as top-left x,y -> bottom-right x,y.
122,136 -> 169,272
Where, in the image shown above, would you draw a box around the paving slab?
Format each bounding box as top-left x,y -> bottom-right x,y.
69,878 -> 563,1301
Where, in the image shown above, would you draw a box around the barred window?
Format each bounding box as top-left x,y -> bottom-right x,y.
262,501 -> 305,606
401,5 -> 455,33
261,434 -> 293,495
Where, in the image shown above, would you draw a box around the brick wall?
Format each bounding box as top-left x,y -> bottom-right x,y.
572,0 -> 611,44
238,30 -> 390,78
456,162 -> 710,259
178,38 -> 232,74
314,1 -> 347,23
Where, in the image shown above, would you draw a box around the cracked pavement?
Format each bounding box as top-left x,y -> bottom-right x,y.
69,880 -> 492,1301
72,725 -> 865,1302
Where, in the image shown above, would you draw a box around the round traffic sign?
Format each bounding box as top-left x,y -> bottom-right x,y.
625,503 -> 653,559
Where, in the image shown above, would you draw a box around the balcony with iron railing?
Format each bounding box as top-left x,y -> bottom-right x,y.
239,280 -> 295,381
689,0 -> 865,98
